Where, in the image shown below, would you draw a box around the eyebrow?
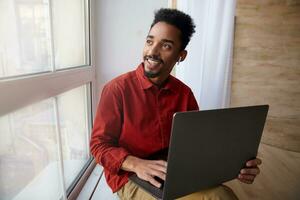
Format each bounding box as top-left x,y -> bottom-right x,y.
146,35 -> 174,44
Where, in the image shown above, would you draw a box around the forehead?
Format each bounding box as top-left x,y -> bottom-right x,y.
148,22 -> 181,43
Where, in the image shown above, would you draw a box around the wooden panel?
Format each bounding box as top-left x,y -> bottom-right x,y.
225,143 -> 300,199
231,64 -> 300,84
231,0 -> 300,152
231,82 -> 300,119
262,117 -> 300,151
237,0 -> 286,6
233,47 -> 300,67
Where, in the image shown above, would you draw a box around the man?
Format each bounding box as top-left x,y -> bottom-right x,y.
90,8 -> 261,200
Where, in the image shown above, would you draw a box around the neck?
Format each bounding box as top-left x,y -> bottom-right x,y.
149,76 -> 169,87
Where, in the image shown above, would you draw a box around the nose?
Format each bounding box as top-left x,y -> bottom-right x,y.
148,43 -> 160,56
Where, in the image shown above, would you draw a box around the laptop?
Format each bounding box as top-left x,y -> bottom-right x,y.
129,105 -> 269,200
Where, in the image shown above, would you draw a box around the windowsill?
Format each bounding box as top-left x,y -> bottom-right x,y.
76,164 -> 119,200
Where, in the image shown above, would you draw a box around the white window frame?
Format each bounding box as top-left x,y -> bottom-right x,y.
0,0 -> 97,199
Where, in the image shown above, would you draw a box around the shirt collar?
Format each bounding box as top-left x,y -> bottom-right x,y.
135,62 -> 177,93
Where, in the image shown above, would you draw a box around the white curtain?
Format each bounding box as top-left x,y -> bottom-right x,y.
176,0 -> 236,110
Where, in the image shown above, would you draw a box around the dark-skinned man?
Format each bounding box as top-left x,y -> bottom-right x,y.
90,8 -> 261,200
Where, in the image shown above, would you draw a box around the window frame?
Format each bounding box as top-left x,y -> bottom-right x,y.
0,0 -> 97,199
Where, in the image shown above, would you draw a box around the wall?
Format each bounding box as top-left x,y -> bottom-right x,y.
227,0 -> 300,199
231,0 -> 300,152
94,0 -> 168,98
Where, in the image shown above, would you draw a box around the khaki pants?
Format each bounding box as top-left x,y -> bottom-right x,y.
117,180 -> 238,200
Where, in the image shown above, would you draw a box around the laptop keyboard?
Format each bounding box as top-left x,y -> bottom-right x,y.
129,174 -> 164,199
150,184 -> 164,199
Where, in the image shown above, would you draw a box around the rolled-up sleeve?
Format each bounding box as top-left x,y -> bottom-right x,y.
90,83 -> 130,174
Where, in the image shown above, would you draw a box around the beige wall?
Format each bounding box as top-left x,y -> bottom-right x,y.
226,0 -> 300,199
231,0 -> 300,152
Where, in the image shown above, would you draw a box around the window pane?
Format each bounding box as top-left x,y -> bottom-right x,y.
0,0 -> 87,78
0,84 -> 91,199
0,0 -> 52,78
0,99 -> 64,200
57,85 -> 90,189
52,0 -> 87,69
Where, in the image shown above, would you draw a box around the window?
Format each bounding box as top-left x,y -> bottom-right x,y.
0,0 -> 87,78
0,0 -> 94,200
57,85 -> 91,189
52,0 -> 87,69
0,85 -> 91,200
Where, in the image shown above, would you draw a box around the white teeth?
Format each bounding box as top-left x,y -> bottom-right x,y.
147,58 -> 160,64
149,60 -> 159,64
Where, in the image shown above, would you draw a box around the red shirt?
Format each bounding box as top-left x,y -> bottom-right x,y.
90,63 -> 199,192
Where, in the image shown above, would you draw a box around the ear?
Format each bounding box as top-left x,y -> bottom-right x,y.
178,50 -> 187,62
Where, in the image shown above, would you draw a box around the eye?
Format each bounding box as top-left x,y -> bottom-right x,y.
162,43 -> 172,50
146,39 -> 153,46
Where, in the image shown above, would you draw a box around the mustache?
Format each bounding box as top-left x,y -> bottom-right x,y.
144,55 -> 164,64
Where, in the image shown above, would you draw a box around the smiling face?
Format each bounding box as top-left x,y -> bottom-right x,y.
143,22 -> 187,85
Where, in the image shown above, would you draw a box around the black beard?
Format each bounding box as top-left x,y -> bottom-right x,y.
143,55 -> 164,78
144,70 -> 160,78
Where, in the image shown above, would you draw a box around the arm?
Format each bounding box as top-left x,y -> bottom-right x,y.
238,158 -> 262,184
90,83 -> 167,187
90,83 -> 130,174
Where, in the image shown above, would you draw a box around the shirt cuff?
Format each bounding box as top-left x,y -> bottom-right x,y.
102,147 -> 130,174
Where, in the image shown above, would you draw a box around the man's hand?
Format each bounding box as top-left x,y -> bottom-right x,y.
121,155 -> 167,188
238,158 -> 262,184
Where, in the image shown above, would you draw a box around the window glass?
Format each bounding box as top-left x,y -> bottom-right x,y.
0,0 -> 52,77
57,85 -> 90,188
0,99 -> 63,200
52,0 -> 86,69
0,84 -> 90,199
0,0 -> 87,78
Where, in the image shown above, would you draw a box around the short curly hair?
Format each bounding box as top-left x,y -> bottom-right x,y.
150,8 -> 196,50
